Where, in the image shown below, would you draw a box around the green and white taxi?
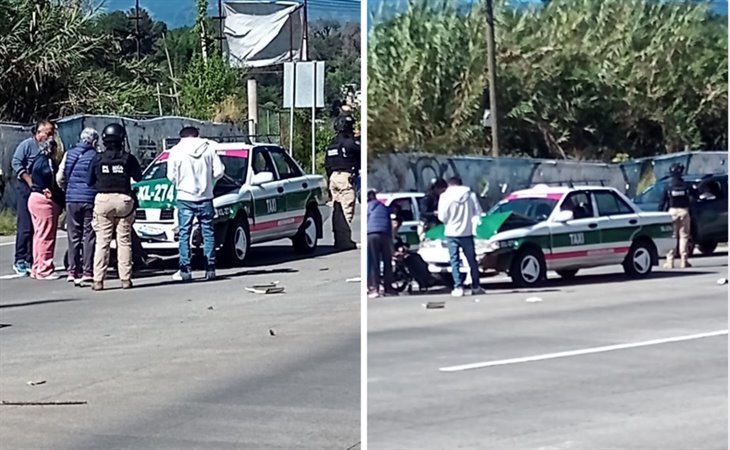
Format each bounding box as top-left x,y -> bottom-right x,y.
128,141 -> 330,266
418,185 -> 675,287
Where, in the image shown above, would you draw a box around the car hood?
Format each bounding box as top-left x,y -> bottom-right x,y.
424,211 -> 533,241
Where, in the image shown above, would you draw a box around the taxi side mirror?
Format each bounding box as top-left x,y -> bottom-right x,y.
251,171 -> 274,185
554,210 -> 574,222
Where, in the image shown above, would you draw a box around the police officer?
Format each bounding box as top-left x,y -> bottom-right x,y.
87,123 -> 143,290
418,178 -> 447,240
659,162 -> 692,269
325,113 -> 360,250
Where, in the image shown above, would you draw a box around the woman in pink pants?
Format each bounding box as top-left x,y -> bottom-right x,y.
27,139 -> 64,280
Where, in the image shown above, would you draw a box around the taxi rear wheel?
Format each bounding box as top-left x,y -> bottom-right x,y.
510,247 -> 546,287
623,240 -> 654,278
293,207 -> 320,254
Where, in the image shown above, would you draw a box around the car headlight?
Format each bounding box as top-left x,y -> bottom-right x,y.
479,240 -> 500,253
478,239 -> 519,253
420,239 -> 445,249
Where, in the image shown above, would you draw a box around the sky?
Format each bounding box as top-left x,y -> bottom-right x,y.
100,0 -> 361,28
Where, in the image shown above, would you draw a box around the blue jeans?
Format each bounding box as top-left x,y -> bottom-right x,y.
15,182 -> 33,264
446,236 -> 481,289
177,200 -> 216,271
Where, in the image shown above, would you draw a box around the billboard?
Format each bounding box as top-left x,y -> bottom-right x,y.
223,1 -> 304,68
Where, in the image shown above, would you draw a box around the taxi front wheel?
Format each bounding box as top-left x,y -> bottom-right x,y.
510,247 -> 547,287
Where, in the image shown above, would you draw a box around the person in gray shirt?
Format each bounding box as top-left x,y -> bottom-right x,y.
10,119 -> 55,275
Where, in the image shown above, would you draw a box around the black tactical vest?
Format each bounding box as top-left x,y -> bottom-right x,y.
666,177 -> 690,209
95,152 -> 131,194
325,134 -> 359,173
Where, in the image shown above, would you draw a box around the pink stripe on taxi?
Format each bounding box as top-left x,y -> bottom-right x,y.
221,150 -> 249,158
250,215 -> 304,232
545,246 -> 630,260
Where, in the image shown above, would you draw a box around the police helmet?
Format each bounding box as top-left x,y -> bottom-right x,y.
334,114 -> 355,134
102,123 -> 126,144
669,162 -> 685,177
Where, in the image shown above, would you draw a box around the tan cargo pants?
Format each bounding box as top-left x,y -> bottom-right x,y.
666,207 -> 691,259
329,171 -> 356,249
93,193 -> 135,283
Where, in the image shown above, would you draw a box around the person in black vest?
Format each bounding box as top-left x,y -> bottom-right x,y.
418,178 -> 447,240
57,128 -> 99,284
87,123 -> 142,290
324,113 -> 360,250
659,162 -> 692,269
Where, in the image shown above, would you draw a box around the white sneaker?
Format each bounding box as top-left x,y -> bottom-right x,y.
451,287 -> 465,297
172,270 -> 192,282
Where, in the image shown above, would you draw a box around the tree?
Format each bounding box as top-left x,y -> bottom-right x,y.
0,0 -> 155,121
367,0 -> 728,160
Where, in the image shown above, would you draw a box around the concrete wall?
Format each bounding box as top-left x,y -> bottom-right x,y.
0,114 -> 246,210
368,151 -> 728,208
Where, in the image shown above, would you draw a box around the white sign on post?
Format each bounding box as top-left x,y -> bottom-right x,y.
283,61 -> 325,108
283,61 -> 325,173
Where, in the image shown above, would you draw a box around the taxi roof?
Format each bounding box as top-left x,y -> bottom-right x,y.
375,192 -> 425,200
154,142 -> 253,163
506,184 -> 619,200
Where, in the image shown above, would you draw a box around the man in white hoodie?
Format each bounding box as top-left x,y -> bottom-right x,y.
167,126 -> 225,282
437,176 -> 485,297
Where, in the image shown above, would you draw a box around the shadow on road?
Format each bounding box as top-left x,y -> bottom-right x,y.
244,244 -> 357,268
98,267 -> 300,291
492,270 -> 718,291
409,270 -> 719,297
0,298 -> 82,309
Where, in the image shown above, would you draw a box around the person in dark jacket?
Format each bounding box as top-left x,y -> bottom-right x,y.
659,162 -> 692,269
10,119 -> 55,275
418,178 -> 447,240
27,139 -> 64,280
57,128 -> 99,284
367,189 -> 397,298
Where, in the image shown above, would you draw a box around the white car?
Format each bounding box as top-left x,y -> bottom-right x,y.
375,192 -> 425,247
418,184 -> 675,287
123,141 -> 330,266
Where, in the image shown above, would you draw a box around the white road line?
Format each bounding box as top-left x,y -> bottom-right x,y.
0,235 -> 67,247
439,330 -> 729,372
0,273 -> 26,280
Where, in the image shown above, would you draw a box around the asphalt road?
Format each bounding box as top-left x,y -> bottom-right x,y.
368,252 -> 728,450
0,213 -> 361,450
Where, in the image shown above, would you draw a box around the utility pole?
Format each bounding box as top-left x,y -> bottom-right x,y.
302,0 -> 309,60
134,0 -> 141,59
485,0 -> 499,156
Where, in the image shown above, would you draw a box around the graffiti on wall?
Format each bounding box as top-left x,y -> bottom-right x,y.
368,151 -> 727,208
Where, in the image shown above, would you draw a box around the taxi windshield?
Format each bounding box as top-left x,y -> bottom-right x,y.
488,197 -> 558,222
142,155 -> 249,185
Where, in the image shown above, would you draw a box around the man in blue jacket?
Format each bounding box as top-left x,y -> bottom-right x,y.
10,119 -> 55,275
367,189 -> 397,298
57,128 -> 99,284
